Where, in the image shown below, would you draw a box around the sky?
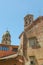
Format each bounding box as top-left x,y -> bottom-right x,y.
0,0 -> 43,45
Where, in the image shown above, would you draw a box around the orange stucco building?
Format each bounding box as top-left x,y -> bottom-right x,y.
0,31 -> 24,65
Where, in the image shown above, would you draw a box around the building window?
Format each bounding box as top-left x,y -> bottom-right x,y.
29,56 -> 35,65
0,47 -> 2,50
29,37 -> 37,47
12,48 -> 18,52
0,46 -> 9,51
30,61 -> 34,65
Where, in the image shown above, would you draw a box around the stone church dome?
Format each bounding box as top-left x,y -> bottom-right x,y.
3,30 -> 11,37
2,30 -> 11,45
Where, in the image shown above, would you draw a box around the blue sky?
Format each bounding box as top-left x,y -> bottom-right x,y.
0,0 -> 43,45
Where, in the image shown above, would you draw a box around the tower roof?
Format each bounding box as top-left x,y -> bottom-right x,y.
2,30 -> 11,45
3,30 -> 11,37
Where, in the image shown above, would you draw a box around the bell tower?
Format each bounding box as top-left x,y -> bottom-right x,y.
2,30 -> 11,45
24,14 -> 34,29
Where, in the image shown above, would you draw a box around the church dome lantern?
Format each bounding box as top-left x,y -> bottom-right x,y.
2,30 -> 11,45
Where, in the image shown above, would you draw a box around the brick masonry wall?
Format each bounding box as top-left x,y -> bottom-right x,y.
24,18 -> 43,65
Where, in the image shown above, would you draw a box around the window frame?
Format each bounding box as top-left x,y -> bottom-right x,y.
28,37 -> 37,47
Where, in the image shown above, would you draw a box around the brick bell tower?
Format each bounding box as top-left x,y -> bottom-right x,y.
2,30 -> 11,45
24,14 -> 34,30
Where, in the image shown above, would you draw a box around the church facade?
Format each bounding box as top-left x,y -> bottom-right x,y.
0,14 -> 43,65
